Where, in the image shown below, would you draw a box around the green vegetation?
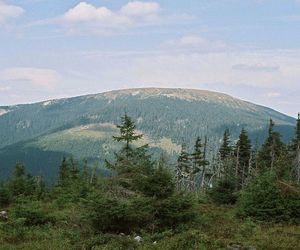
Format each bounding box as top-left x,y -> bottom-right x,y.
0,113 -> 299,249
0,88 -> 296,180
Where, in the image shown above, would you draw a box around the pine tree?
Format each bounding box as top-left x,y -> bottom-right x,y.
8,163 -> 38,197
258,119 -> 289,178
0,183 -> 10,208
192,137 -> 204,176
219,129 -> 232,160
291,113 -> 300,183
113,113 -> 143,158
176,144 -> 191,190
235,128 -> 252,189
191,137 -> 209,189
291,113 -> 300,151
219,129 -> 234,178
58,157 -> 70,186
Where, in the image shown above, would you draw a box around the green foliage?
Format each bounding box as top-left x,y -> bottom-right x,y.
219,129 -> 232,160
209,178 -> 237,205
113,113 -> 143,157
234,128 -> 252,189
12,200 -> 54,226
237,172 -> 300,222
0,183 -> 10,208
88,195 -> 154,233
155,193 -> 196,229
85,234 -> 138,250
291,113 -> 300,151
8,163 -> 45,199
134,166 -> 175,199
258,119 -> 291,178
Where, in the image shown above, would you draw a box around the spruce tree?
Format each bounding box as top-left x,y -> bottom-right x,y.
219,129 -> 234,178
258,119 -> 289,178
58,157 -> 69,186
176,144 -> 191,190
113,113 -> 143,158
235,128 -> 252,188
192,137 -> 204,175
191,137 -> 209,189
219,129 -> 232,160
291,113 -> 300,183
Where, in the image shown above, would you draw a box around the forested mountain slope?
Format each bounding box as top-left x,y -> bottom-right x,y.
0,88 -> 295,180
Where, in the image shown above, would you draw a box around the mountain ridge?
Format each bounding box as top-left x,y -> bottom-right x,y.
0,88 -> 296,180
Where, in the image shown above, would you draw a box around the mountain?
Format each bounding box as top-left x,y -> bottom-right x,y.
0,88 -> 296,181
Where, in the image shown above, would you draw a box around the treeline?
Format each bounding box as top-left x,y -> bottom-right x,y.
176,116 -> 300,191
0,113 -> 299,248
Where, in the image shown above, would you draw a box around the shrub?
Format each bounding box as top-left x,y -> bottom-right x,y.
12,201 -> 54,226
155,193 -> 196,229
0,184 -> 10,208
209,178 -> 237,205
89,196 -> 154,233
237,172 -> 300,222
134,166 -> 175,199
84,234 -> 138,250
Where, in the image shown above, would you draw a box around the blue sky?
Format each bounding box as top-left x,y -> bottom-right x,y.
0,0 -> 300,116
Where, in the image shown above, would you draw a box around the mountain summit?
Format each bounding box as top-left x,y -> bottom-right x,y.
0,88 -> 295,180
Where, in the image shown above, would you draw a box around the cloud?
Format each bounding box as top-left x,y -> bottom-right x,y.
265,92 -> 281,98
120,1 -> 160,17
232,64 -> 280,73
0,1 -> 24,23
61,1 -> 161,35
0,67 -> 61,89
163,35 -> 228,52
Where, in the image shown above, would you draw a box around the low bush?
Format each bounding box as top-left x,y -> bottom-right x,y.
209,178 -> 237,205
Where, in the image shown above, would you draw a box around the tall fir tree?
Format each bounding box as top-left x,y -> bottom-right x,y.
192,137 -> 204,175
235,128 -> 252,189
191,137 -> 209,189
219,129 -> 232,160
58,157 -> 69,186
176,144 -> 191,190
258,119 -> 290,178
113,113 -> 143,158
219,129 -> 234,178
291,113 -> 300,183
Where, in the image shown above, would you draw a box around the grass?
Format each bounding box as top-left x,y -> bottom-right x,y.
0,202 -> 299,250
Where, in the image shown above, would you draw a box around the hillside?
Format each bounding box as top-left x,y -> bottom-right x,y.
0,88 -> 296,180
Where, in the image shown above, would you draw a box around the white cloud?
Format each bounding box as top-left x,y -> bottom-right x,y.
265,92 -> 281,98
163,35 -> 228,52
120,1 -> 160,17
0,67 -> 61,89
232,64 -> 280,73
0,1 -> 24,23
62,1 -> 161,34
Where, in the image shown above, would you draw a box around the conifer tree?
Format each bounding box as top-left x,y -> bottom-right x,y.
113,113 -> 143,158
219,129 -> 234,178
219,129 -> 232,160
191,137 -> 209,189
235,128 -> 252,189
258,119 -> 289,178
58,157 -> 69,186
0,183 -> 10,207
192,137 -> 204,176
8,163 -> 37,197
291,113 -> 300,151
291,113 -> 300,183
176,144 -> 191,190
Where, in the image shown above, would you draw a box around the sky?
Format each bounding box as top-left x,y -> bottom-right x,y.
0,0 -> 300,116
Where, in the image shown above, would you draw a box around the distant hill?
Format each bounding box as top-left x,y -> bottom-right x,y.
0,88 -> 296,181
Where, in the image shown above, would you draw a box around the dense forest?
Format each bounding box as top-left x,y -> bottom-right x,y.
0,113 -> 299,249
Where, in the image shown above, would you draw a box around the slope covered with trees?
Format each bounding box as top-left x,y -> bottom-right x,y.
0,113 -> 299,249
0,88 -> 296,180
